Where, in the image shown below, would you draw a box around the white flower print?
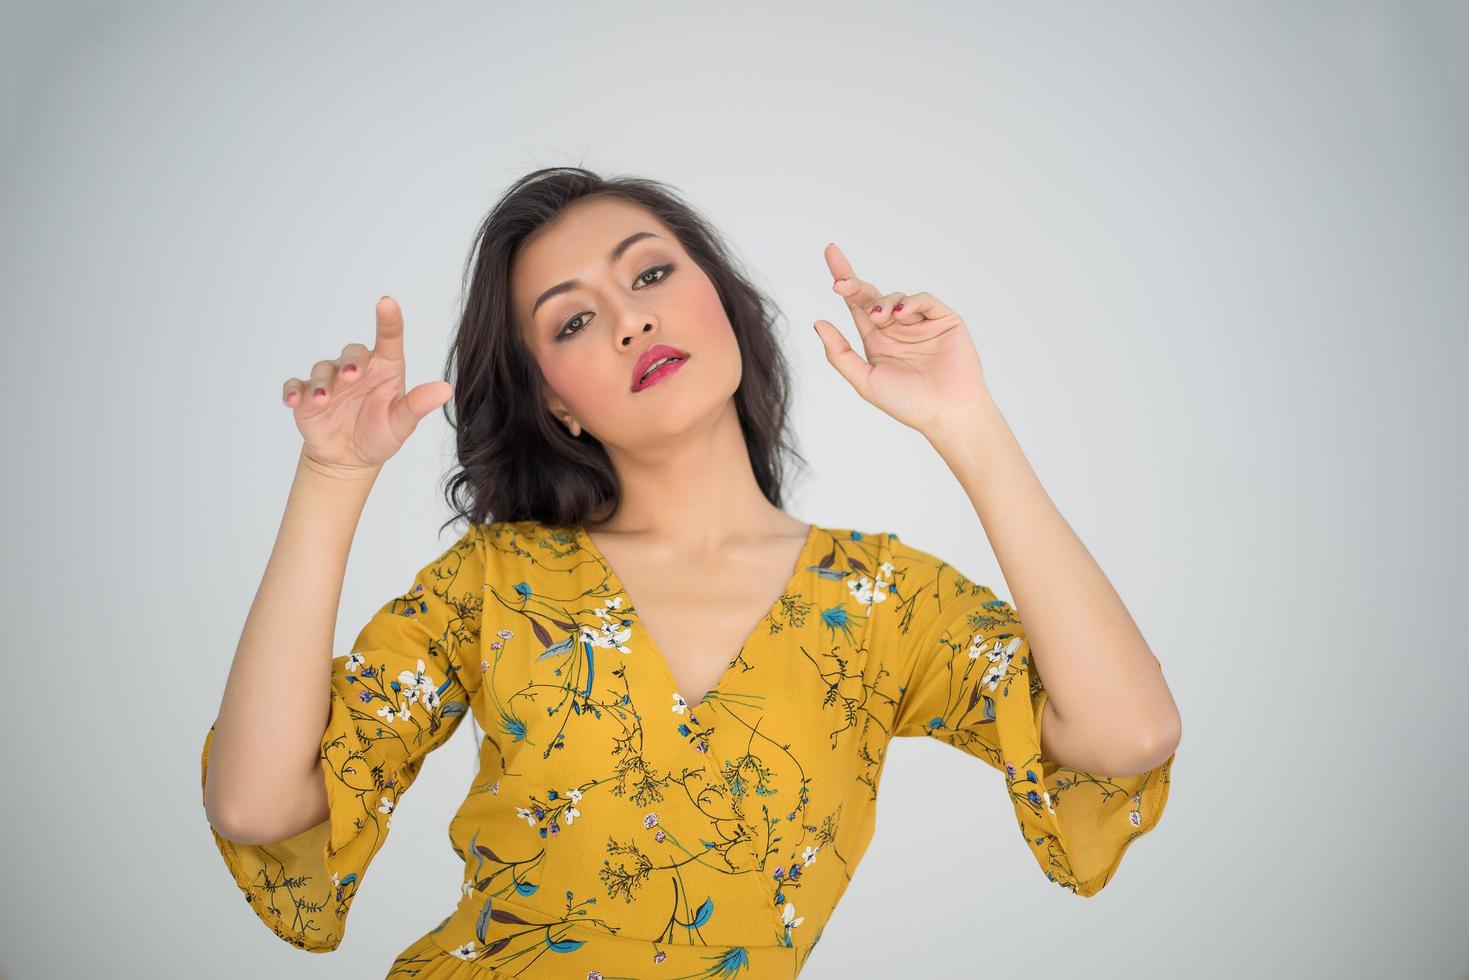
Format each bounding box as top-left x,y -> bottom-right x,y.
782,901 -> 804,932
845,574 -> 889,608
985,636 -> 1021,665
515,806 -> 538,827
344,652 -> 365,672
564,787 -> 583,825
981,636 -> 1022,690
846,559 -> 895,610
579,611 -> 632,653
397,659 -> 434,704
377,697 -> 413,724
449,940 -> 477,959
378,795 -> 395,828
801,845 -> 819,867
671,693 -> 688,714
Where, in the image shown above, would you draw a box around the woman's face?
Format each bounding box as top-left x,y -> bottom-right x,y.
512,196 -> 741,446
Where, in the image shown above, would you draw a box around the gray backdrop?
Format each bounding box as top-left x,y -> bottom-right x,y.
3,2 -> 1465,977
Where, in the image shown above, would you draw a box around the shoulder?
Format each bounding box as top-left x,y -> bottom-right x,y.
479,519 -> 589,581
876,530 -> 994,615
803,526 -> 958,576
876,530 -> 970,580
479,520 -> 562,547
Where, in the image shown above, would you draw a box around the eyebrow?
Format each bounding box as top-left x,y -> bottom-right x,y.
530,231 -> 664,319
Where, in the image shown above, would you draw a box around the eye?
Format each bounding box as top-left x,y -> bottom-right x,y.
555,263 -> 674,340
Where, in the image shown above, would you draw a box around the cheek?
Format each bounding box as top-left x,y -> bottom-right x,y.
542,343 -> 645,425
683,280 -> 739,354
691,280 -> 731,332
539,352 -> 604,415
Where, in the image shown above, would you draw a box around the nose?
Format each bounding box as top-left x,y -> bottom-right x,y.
618,321 -> 656,348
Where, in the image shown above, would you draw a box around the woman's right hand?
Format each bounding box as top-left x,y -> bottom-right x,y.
284,296 -> 454,478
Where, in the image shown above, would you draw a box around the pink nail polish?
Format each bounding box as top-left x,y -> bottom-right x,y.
893,304 -> 903,312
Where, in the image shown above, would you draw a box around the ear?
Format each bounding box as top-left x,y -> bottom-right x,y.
544,392 -> 582,438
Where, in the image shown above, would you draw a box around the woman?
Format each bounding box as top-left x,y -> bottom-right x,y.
201,167 -> 1180,977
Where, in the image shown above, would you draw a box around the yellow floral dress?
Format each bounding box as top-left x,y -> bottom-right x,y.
200,520 -> 1174,978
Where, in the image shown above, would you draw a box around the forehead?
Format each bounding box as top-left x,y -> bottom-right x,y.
514,196 -> 670,297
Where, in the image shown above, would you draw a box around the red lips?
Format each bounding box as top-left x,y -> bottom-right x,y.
631,343 -> 690,391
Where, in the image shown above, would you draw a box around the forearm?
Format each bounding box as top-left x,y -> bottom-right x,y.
204,449 -> 382,838
922,394 -> 1180,774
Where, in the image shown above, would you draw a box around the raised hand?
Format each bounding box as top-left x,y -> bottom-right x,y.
283,296 -> 454,477
812,243 -> 992,434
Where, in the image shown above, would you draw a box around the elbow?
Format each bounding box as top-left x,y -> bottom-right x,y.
1118,713 -> 1181,775
206,805 -> 274,846
204,774 -> 268,844
204,786 -> 299,845
207,796 -> 327,847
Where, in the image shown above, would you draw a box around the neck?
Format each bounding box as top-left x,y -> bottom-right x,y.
584,399 -> 797,553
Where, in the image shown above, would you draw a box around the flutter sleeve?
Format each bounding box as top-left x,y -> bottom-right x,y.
871,531 -> 1173,897
199,524 -> 486,951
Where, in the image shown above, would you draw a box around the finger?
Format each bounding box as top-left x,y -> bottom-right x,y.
813,319 -> 872,400
303,359 -> 341,405
375,295 -> 405,362
285,371 -> 332,409
867,291 -> 908,329
824,243 -> 883,313
831,278 -> 877,344
825,259 -> 884,343
337,341 -> 371,381
309,358 -> 339,385
886,291 -> 954,324
391,380 -> 455,441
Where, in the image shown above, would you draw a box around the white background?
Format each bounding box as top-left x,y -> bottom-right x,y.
2,2 -> 1465,977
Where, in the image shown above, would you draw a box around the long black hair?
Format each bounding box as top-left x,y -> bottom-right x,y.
436,166 -> 808,537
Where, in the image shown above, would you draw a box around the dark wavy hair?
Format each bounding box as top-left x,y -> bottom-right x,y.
435,166 -> 808,537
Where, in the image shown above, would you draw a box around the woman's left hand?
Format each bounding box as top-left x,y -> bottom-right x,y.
814,242 -> 993,434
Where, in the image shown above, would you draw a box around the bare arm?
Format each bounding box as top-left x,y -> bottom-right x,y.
204,296 -> 453,844
203,450 -> 382,843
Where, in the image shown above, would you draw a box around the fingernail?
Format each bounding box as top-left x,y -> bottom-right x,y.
871,305 -> 882,314
893,304 -> 903,312
343,364 -> 357,374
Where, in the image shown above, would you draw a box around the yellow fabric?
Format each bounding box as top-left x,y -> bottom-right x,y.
201,521 -> 1174,977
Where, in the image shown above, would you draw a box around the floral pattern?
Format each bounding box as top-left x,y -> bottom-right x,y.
201,520 -> 1173,977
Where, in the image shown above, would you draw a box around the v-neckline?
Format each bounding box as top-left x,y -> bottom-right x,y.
573,521 -> 820,715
